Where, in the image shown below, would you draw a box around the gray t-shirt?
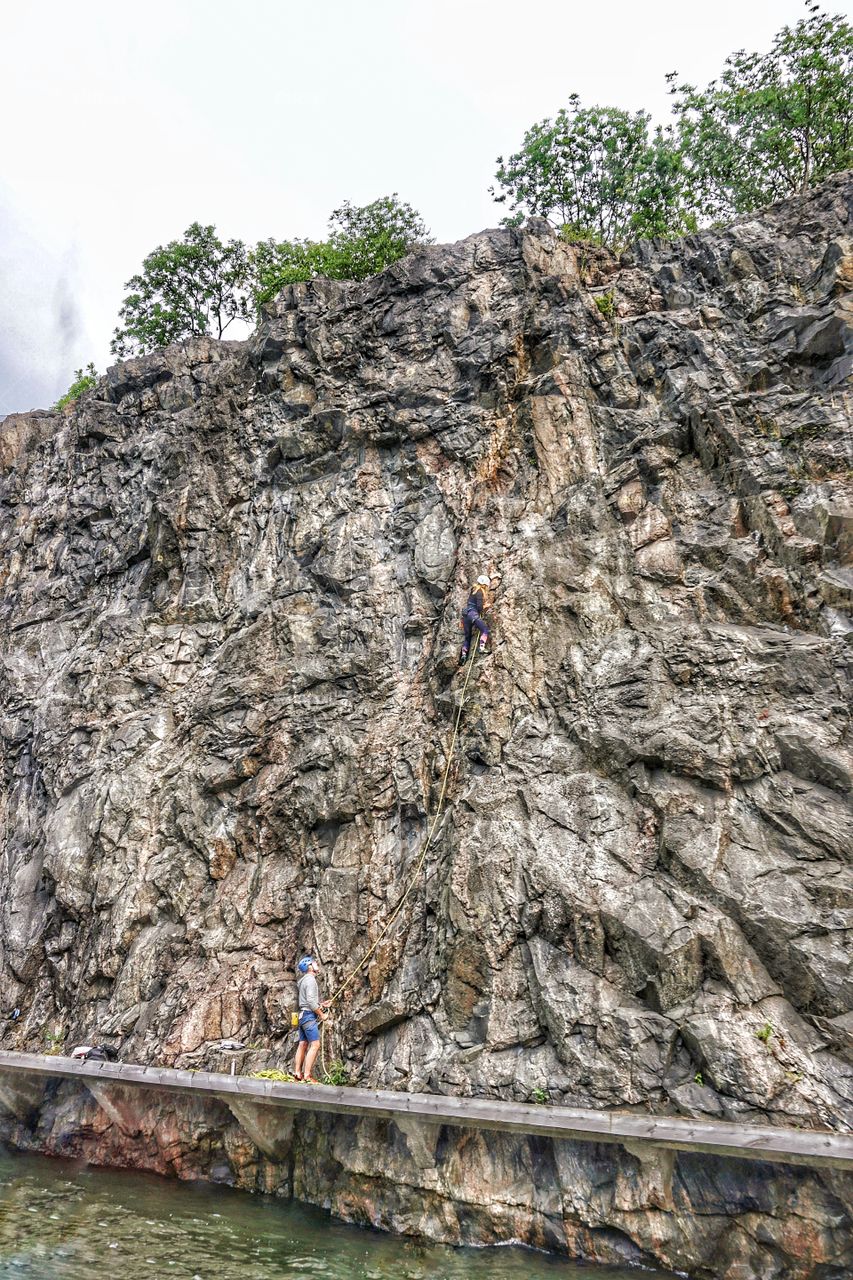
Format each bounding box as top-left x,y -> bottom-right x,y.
298,972 -> 321,1012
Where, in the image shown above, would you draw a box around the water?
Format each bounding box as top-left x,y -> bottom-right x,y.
0,1150 -> 674,1280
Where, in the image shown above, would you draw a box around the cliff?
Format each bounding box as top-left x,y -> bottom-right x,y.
1,175 -> 851,1142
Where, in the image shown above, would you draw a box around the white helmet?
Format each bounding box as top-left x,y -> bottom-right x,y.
476,574 -> 490,586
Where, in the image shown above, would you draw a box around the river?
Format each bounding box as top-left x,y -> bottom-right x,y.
0,1150 -> 680,1279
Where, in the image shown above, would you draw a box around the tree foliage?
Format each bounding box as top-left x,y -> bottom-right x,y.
111,200 -> 431,354
249,195 -> 431,307
491,6 -> 852,243
249,237 -> 331,305
54,362 -> 98,410
490,96 -> 693,245
111,223 -> 251,357
669,3 -> 853,220
326,196 -> 431,280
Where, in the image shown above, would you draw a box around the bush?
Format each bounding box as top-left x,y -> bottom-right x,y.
249,238 -> 335,306
322,1059 -> 351,1086
43,1028 -> 64,1055
325,196 -> 431,281
249,195 -> 431,307
54,363 -> 98,410
594,290 -> 616,319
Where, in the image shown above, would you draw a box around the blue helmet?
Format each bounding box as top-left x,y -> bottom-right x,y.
297,956 -> 314,974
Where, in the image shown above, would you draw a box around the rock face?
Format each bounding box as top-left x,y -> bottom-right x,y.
0,174 -> 851,1271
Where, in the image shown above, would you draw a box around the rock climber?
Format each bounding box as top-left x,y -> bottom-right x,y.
459,574 -> 493,664
293,956 -> 329,1084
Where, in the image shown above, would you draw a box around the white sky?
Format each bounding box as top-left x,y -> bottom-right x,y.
1,0 -> 846,413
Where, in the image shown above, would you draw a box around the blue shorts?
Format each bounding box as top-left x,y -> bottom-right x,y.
298,1011 -> 320,1043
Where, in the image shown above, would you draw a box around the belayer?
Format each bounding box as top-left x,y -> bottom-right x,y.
460,574 -> 493,664
293,956 -> 329,1084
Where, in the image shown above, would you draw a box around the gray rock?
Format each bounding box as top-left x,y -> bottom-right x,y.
0,174 -> 852,1272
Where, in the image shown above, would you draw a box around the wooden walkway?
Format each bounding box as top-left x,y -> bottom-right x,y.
0,1051 -> 850,1170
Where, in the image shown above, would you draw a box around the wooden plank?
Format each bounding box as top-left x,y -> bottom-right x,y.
0,1050 -> 849,1170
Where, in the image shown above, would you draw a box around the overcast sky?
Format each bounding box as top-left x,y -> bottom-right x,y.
1,0 -> 845,414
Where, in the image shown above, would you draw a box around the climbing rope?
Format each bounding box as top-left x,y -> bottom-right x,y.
322,644 -> 481,1029
319,1010 -> 332,1079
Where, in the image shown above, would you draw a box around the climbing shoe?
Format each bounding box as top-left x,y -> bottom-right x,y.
479,636 -> 488,653
459,647 -> 469,665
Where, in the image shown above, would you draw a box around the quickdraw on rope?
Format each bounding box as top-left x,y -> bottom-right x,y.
324,645 -> 480,1025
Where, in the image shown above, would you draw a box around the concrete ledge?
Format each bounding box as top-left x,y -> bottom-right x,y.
0,1050 -> 850,1170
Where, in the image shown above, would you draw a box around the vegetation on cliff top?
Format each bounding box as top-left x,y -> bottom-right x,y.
82,2 -> 849,368
491,3 -> 851,241
251,197 -> 431,306
668,2 -> 853,221
490,99 -> 695,243
110,196 -> 431,357
53,363 -> 99,411
111,225 -> 252,358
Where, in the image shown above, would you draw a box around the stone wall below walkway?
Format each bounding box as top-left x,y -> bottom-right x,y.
0,1074 -> 850,1279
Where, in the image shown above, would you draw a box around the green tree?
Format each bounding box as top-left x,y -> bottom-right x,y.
325,195 -> 431,280
111,222 -> 251,356
54,363 -> 98,410
490,95 -> 692,245
249,237 -> 334,306
249,195 -> 431,307
669,3 -> 853,220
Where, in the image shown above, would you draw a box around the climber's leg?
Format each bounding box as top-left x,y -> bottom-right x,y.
473,614 -> 490,652
460,611 -> 474,663
293,1038 -> 307,1080
303,1038 -> 322,1082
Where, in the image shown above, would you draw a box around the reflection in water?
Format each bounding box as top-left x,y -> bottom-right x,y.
0,1150 -> 673,1280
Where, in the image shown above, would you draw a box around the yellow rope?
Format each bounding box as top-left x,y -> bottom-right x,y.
326,644 -> 480,1011
320,1015 -> 330,1078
